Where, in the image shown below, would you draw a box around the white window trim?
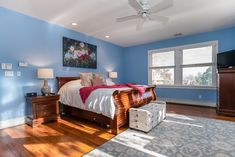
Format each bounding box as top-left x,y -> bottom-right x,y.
148,41 -> 218,89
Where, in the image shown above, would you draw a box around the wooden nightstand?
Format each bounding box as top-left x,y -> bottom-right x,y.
26,95 -> 60,127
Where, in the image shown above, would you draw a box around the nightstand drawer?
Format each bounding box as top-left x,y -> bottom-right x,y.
36,110 -> 56,118
35,102 -> 56,111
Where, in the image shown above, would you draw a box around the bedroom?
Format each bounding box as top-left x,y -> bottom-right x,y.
0,0 -> 235,156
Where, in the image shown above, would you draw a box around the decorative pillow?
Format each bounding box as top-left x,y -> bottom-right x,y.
80,72 -> 93,86
92,73 -> 105,81
92,76 -> 105,86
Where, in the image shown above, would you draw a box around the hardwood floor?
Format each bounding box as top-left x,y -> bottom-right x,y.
167,103 -> 235,122
0,117 -> 127,157
1,104 -> 235,157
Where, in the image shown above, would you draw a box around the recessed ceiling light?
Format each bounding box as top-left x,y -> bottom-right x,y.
71,23 -> 77,26
105,35 -> 110,38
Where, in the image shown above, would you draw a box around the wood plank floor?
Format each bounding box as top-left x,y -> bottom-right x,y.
1,103 -> 235,157
167,103 -> 235,122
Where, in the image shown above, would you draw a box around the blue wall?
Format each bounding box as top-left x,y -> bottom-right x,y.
0,7 -> 124,121
124,26 -> 235,104
1,6 -> 235,122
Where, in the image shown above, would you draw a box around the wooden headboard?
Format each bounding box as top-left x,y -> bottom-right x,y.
56,77 -> 80,89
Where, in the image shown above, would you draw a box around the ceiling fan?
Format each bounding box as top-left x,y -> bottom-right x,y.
116,0 -> 173,30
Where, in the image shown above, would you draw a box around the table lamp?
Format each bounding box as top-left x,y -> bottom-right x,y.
37,68 -> 54,96
109,71 -> 118,82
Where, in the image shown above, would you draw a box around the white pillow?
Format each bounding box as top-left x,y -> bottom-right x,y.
106,78 -> 115,85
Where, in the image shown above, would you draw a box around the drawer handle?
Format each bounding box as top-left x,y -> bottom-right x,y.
43,111 -> 48,115
41,105 -> 48,110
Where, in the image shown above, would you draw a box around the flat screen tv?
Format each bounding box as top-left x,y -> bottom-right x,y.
217,49 -> 235,69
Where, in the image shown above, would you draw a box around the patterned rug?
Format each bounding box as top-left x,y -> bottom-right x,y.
84,113 -> 235,157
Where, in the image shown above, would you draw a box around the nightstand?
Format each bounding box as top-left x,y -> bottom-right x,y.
26,95 -> 60,127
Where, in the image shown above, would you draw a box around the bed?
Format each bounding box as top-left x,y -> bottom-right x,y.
57,77 -> 157,134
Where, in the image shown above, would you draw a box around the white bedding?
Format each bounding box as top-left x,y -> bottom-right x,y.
58,80 -> 130,119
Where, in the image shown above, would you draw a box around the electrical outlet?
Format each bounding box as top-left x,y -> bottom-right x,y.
5,71 -> 14,77
17,71 -> 21,77
1,63 -> 12,70
19,62 -> 28,67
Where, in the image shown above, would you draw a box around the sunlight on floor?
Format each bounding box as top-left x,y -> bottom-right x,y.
4,128 -> 32,139
86,149 -> 116,157
23,141 -> 94,157
112,131 -> 155,148
164,119 -> 203,127
166,113 -> 195,121
108,139 -> 168,157
91,131 -> 167,157
59,119 -> 101,134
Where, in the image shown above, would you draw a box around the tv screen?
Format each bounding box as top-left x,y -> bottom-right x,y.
217,49 -> 235,69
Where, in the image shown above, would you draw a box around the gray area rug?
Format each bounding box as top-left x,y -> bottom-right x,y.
84,113 -> 235,157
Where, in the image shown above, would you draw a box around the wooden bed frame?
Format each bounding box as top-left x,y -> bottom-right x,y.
57,77 -> 157,135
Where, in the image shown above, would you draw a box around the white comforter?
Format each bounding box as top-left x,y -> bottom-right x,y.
58,83 -> 130,119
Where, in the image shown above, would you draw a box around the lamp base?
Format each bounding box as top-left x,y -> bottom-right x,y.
41,79 -> 51,96
41,87 -> 51,96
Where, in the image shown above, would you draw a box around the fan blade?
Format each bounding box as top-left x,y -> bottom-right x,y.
149,15 -> 169,24
116,15 -> 139,22
151,0 -> 173,13
128,0 -> 143,11
136,18 -> 146,30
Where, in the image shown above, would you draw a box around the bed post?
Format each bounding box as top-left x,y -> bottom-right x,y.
110,114 -> 119,135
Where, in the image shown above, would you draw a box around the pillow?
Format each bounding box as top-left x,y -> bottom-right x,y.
80,72 -> 93,86
106,78 -> 115,85
92,73 -> 105,81
92,76 -> 106,86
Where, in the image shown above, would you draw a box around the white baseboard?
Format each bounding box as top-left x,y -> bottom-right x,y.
157,98 -> 216,107
0,116 -> 26,130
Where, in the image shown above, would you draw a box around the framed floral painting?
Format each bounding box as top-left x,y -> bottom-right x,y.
63,37 -> 97,69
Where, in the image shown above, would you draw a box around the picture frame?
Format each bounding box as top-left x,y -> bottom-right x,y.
63,37 -> 97,69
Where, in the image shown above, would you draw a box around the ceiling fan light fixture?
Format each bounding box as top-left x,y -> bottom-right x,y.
142,12 -> 148,18
116,0 -> 173,30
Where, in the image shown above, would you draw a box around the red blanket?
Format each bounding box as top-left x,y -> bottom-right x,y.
80,84 -> 146,104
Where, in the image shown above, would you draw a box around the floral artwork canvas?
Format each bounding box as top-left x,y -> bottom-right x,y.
63,37 -> 97,69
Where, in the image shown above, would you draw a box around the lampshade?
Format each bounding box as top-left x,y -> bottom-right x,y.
37,68 -> 54,79
109,71 -> 118,79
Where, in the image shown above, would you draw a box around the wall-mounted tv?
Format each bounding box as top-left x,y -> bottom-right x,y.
217,49 -> 235,69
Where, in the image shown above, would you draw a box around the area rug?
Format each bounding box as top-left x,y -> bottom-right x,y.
84,113 -> 235,157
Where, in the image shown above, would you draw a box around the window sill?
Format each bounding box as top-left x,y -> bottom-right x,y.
150,85 -> 217,90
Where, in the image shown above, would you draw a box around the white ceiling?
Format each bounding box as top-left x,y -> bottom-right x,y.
1,0 -> 235,47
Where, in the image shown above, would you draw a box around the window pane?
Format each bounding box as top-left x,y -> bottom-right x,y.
183,66 -> 212,86
152,51 -> 174,67
183,46 -> 212,65
152,68 -> 174,85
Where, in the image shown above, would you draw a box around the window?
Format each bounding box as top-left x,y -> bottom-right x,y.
150,51 -> 175,85
148,41 -> 217,88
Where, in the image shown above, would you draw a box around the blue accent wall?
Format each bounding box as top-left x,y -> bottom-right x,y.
124,26 -> 235,104
0,7 -> 124,121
